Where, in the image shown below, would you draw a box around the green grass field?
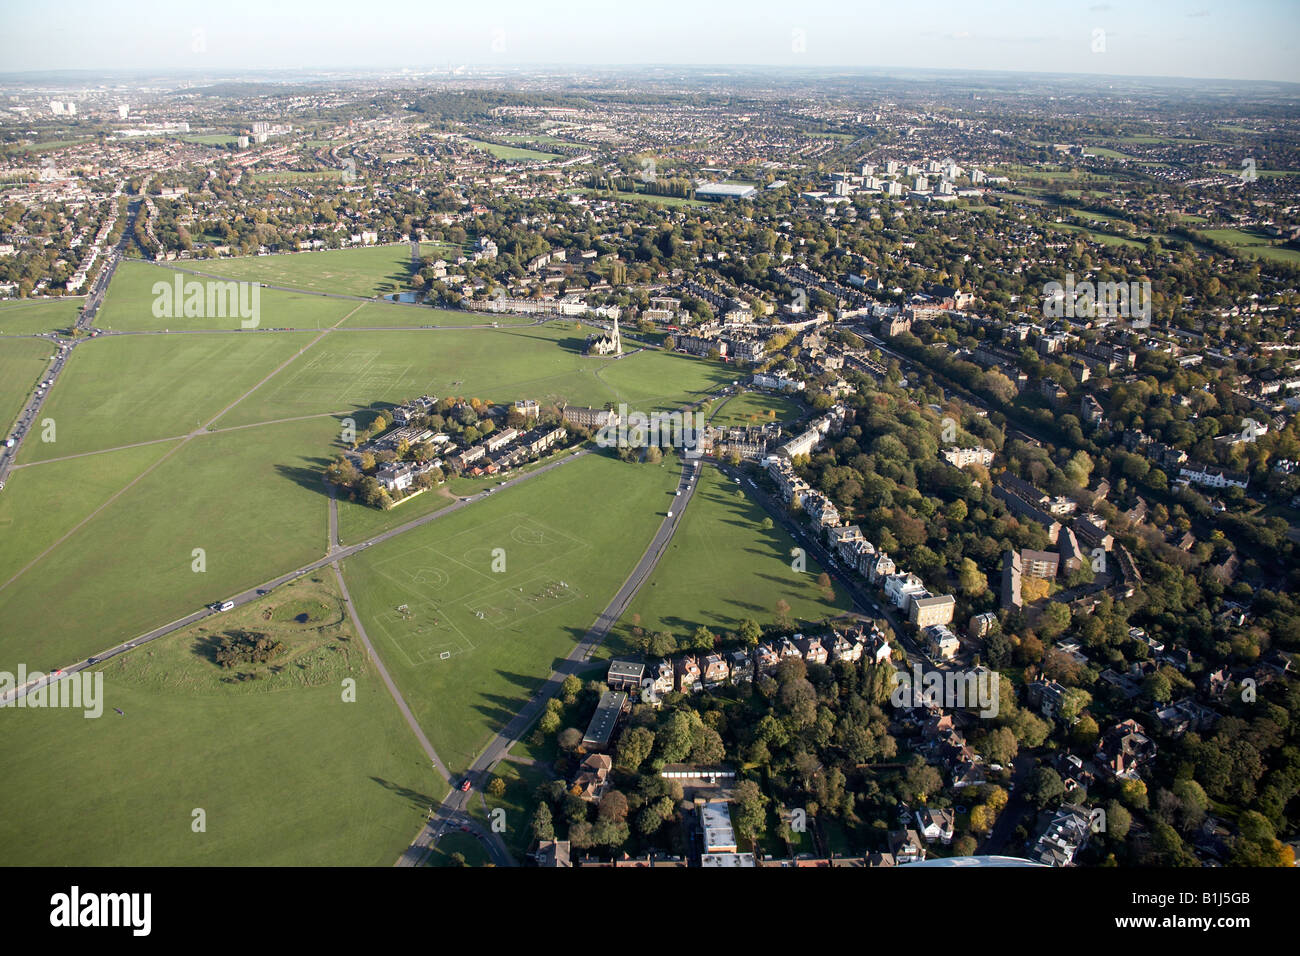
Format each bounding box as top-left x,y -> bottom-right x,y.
11,138 -> 92,153
0,416 -> 339,666
186,245 -> 415,298
96,261 -> 360,331
339,451 -> 680,773
707,390 -> 801,428
428,830 -> 491,866
211,326 -> 729,429
1045,222 -> 1147,249
335,483 -> 458,546
468,757 -> 550,860
608,464 -> 851,655
339,301 -> 535,329
1082,145 -> 1135,160
1200,226 -> 1300,265
591,346 -> 733,411
0,338 -> 53,437
463,139 -> 561,163
417,241 -> 464,260
0,576 -> 441,865
1209,167 -> 1298,179
17,330 -> 321,461
0,297 -> 82,335
252,169 -> 345,183
0,439 -> 179,587
500,134 -> 571,146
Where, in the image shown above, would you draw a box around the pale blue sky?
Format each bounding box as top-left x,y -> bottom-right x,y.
2,0 -> 1297,82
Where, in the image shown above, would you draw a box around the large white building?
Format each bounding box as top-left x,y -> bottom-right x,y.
696,182 -> 757,200
943,446 -> 994,468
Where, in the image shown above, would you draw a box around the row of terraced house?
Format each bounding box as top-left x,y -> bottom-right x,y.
607,624 -> 893,704
764,421 -> 958,649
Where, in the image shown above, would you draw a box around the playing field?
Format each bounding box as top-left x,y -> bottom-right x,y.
0,297 -> 82,335
186,245 -> 416,298
0,338 -> 53,437
0,578 -> 440,866
340,451 -> 681,772
17,330 -> 320,462
211,326 -> 726,429
609,464 -> 852,655
464,139 -> 561,163
95,260 -> 360,331
0,416 -> 339,666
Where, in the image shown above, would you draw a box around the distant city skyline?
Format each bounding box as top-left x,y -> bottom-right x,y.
1,1 -> 1298,84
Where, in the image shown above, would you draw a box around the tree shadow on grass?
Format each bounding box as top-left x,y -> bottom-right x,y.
191,633 -> 223,666
472,697 -> 522,729
754,570 -> 817,588
274,461 -> 333,498
495,669 -> 546,693
371,776 -> 439,813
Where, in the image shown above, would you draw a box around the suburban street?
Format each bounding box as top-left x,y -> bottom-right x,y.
0,198 -> 141,490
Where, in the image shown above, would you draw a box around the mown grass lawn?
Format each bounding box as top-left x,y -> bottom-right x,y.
336,483 -> 458,546
0,297 -> 82,335
708,390 -> 802,428
1200,227 -> 1300,265
339,301 -> 534,329
188,245 -> 415,298
592,346 -> 733,413
607,464 -> 851,656
576,188 -> 708,209
340,451 -> 681,775
463,139 -> 561,162
469,758 -> 552,861
427,830 -> 491,866
0,438 -> 179,586
18,330 -> 321,461
213,325 -> 727,429
95,260 -> 359,331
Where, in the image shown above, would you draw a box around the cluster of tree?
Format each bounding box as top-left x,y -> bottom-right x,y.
212,630 -> 285,669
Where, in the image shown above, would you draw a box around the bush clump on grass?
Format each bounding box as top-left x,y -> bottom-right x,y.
214,630 -> 285,669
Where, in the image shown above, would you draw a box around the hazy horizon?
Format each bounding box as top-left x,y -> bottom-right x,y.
2,0 -> 1298,84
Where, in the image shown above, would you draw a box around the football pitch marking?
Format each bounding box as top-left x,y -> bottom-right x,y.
362,512 -> 591,667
